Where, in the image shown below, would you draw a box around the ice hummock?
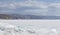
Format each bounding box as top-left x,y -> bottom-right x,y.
0,22 -> 59,35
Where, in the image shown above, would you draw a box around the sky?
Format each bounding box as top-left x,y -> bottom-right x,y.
0,0 -> 60,16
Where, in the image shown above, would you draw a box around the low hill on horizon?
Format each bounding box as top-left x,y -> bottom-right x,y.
0,14 -> 60,19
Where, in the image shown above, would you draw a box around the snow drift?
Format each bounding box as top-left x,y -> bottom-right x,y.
0,22 -> 59,35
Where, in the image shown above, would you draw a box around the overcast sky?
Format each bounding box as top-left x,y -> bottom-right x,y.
0,0 -> 60,16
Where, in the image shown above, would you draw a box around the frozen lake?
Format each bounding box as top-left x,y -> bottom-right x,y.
0,20 -> 60,35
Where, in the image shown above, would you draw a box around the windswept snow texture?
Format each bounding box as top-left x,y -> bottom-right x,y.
0,20 -> 60,35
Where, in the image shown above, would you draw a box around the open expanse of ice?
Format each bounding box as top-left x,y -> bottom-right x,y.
0,20 -> 60,35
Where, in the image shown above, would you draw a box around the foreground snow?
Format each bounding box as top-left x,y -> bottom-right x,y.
0,20 -> 60,35
0,23 -> 59,35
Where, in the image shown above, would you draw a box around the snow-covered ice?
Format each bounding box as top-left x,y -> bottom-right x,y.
0,20 -> 60,35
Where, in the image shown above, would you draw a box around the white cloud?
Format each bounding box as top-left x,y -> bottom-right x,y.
49,3 -> 60,8
1,0 -> 60,16
7,3 -> 16,9
25,9 -> 48,16
48,3 -> 60,16
18,0 -> 48,8
15,0 -> 49,15
0,0 -> 49,15
0,0 -> 48,9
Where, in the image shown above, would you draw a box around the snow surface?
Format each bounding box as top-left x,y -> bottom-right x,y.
0,20 -> 60,35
